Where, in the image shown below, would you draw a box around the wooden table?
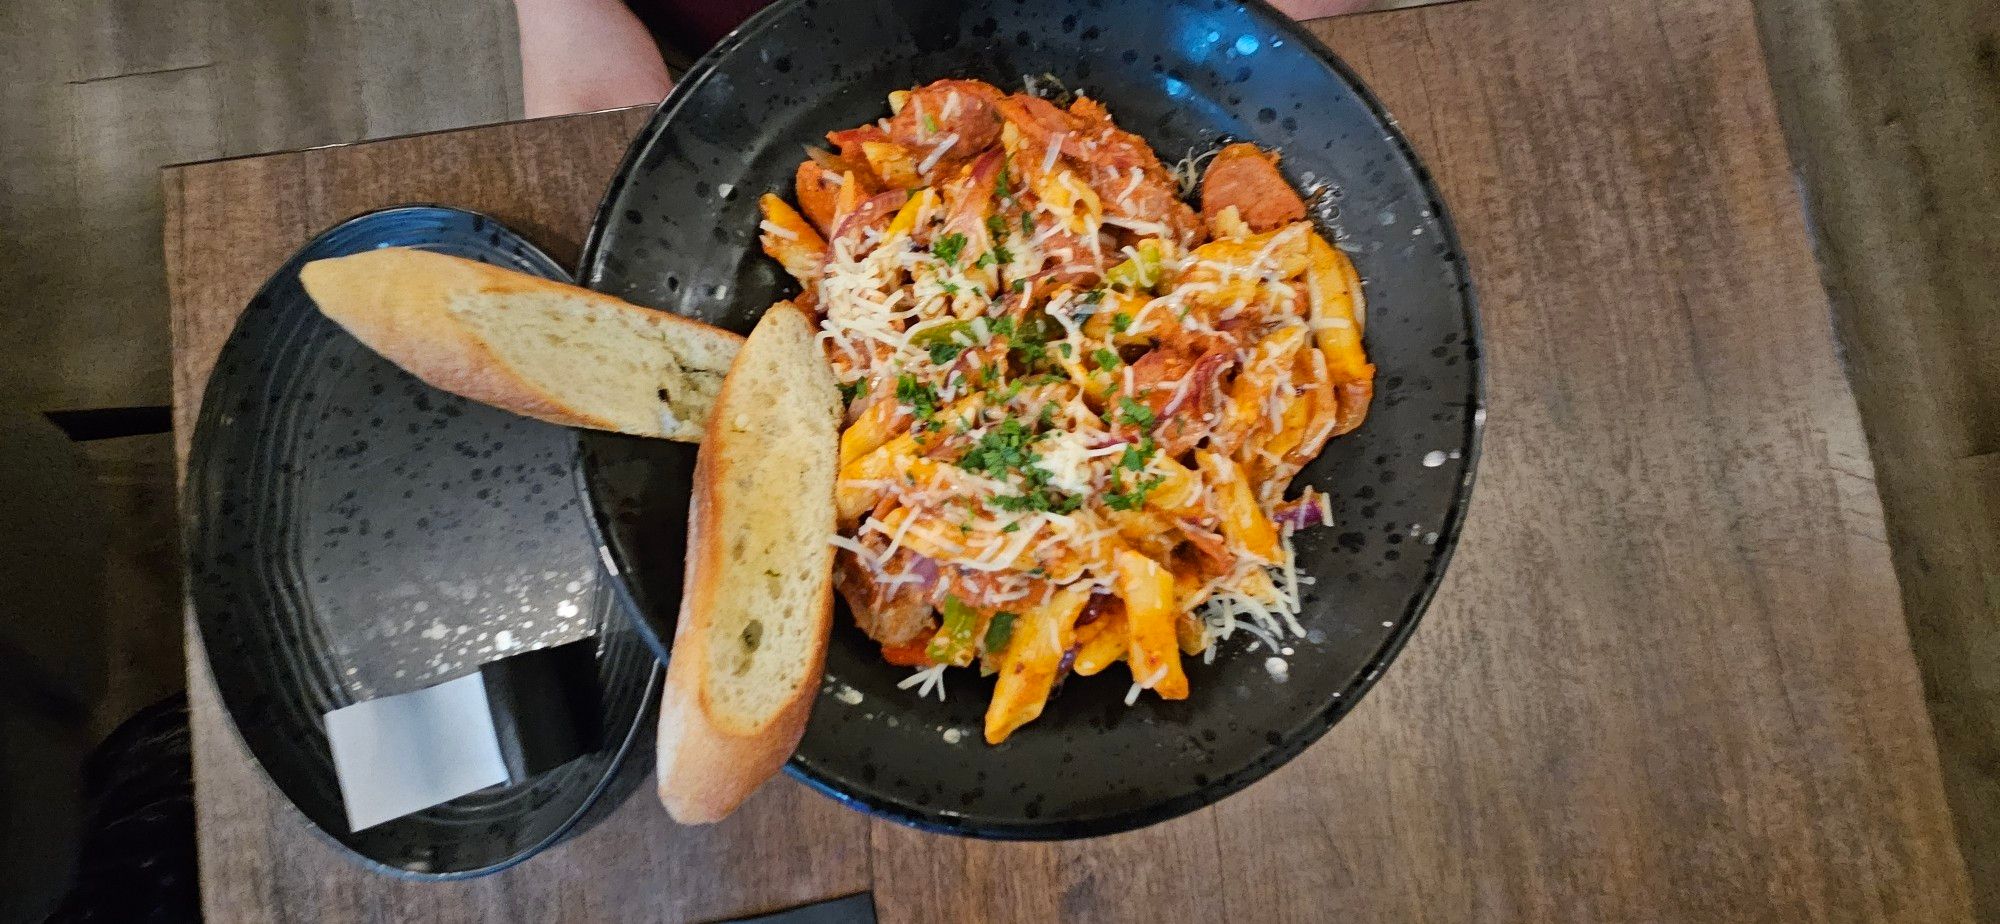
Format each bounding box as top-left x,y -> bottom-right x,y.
164,4 -> 1974,921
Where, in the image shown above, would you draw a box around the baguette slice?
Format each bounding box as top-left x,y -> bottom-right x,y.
298,247 -> 741,441
656,301 -> 841,823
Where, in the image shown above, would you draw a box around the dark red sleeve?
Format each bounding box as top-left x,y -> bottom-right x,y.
623,0 -> 776,63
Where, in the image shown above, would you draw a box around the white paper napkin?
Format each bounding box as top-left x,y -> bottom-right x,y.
323,672 -> 511,832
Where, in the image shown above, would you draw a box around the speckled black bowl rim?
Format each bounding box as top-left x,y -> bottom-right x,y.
576,0 -> 1484,840
185,204 -> 661,879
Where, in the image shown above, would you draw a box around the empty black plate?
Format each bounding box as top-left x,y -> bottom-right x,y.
580,0 -> 1481,838
183,206 -> 657,877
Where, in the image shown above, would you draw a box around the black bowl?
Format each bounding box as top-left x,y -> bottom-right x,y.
185,206 -> 657,876
579,0 -> 1480,838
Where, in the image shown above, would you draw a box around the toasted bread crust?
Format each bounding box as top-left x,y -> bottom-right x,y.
298,248 -> 740,440
656,303 -> 839,823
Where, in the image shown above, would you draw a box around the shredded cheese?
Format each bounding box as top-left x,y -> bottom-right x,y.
917,133 -> 959,175
773,82 -> 1370,734
828,534 -> 883,571
898,663 -> 950,701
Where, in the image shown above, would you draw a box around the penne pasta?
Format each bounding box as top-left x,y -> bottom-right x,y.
757,79 -> 1372,742
1116,549 -> 1187,700
985,586 -> 1092,743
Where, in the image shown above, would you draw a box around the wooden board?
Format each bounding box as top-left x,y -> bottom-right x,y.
1748,0 -> 2000,916
164,0 -> 1973,919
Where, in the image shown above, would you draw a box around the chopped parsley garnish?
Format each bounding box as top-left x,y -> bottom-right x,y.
1103,474 -> 1165,511
989,489 -> 1083,514
1119,437 -> 1155,471
1111,312 -> 1133,334
931,232 -> 967,266
989,316 -> 1016,337
1011,340 -> 1048,366
940,280 -> 961,296
1080,288 -> 1106,307
1092,347 -> 1120,370
921,113 -> 940,134
929,341 -> 965,365
1011,278 -> 1028,293
1117,395 -> 1156,429
957,416 -> 1035,480
985,214 -> 1010,241
1020,212 -> 1036,236
984,610 -> 1019,653
838,378 -> 868,403
987,493 -> 1036,511
975,245 -> 1015,268
1057,342 -> 1073,358
996,154 -> 1015,200
957,413 -> 1087,514
1001,521 -> 1021,533
896,373 -> 938,422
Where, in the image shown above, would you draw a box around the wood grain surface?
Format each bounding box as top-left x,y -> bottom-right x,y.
1749,0 -> 2000,915
165,0 -> 1973,920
